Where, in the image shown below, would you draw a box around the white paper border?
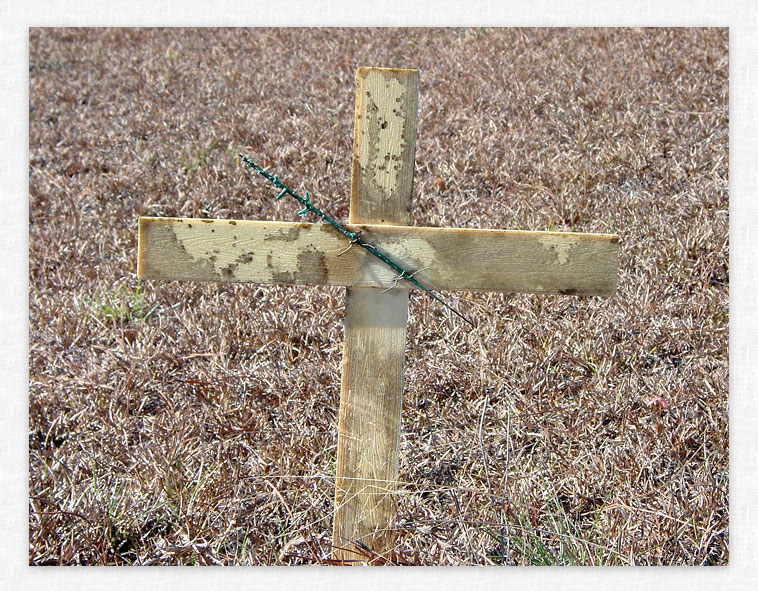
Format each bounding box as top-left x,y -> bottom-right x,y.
5,1 -> 755,589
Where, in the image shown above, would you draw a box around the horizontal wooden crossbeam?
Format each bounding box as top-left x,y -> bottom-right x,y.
138,217 -> 618,296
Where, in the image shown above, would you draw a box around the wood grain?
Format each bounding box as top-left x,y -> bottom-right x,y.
138,217 -> 618,297
350,67 -> 419,225
333,68 -> 418,563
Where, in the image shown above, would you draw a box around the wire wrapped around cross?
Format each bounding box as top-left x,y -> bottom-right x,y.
240,154 -> 475,327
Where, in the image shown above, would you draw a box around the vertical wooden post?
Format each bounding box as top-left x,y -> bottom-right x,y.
332,67 -> 419,563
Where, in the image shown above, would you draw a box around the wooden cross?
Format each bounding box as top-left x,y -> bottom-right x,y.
137,67 -> 618,564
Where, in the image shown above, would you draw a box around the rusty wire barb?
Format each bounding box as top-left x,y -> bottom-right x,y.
240,154 -> 475,327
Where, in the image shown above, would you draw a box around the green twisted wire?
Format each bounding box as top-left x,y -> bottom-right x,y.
240,155 -> 475,327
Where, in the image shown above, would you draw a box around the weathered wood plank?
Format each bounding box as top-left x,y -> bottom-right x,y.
349,67 -> 419,224
333,67 -> 418,563
334,287 -> 408,562
138,217 -> 618,297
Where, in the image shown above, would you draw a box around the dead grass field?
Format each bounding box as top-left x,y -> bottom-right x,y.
28,27 -> 728,565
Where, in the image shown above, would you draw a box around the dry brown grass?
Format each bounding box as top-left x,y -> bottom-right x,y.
28,27 -> 728,565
